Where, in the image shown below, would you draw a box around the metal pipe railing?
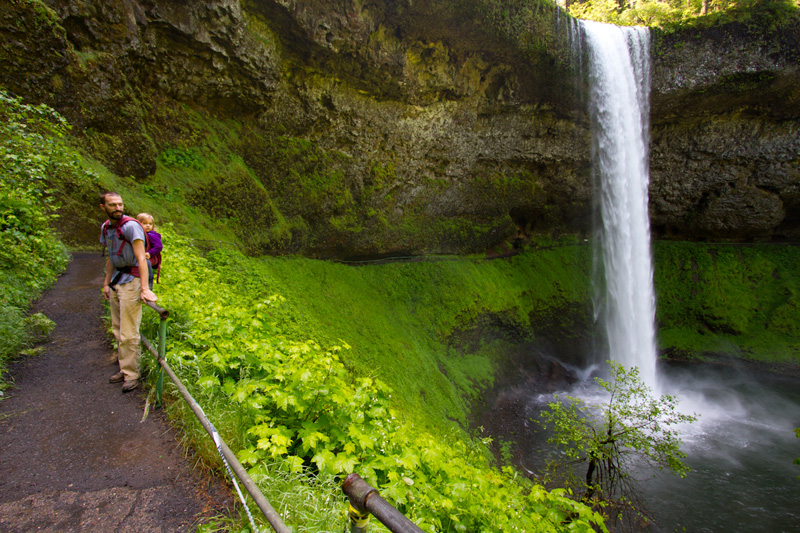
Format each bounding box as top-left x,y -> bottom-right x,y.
145,300 -> 169,320
343,473 -> 424,533
140,302 -> 290,533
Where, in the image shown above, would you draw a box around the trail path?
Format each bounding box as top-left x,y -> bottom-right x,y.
0,253 -> 232,532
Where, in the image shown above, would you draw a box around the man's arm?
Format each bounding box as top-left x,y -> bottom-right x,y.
102,258 -> 114,300
132,239 -> 158,302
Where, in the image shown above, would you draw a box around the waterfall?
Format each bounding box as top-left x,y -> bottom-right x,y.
582,21 -> 657,388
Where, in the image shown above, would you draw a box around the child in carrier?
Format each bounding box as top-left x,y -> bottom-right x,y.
136,213 -> 163,290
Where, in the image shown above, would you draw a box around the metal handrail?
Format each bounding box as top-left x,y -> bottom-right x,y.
140,301 -> 290,533
343,474 -> 424,533
145,300 -> 169,319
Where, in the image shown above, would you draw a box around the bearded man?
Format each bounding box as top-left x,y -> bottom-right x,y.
99,192 -> 157,392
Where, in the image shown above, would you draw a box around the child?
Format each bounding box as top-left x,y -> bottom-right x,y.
136,213 -> 163,290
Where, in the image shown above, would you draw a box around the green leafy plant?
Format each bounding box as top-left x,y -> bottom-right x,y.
0,89 -> 78,387
24,312 -> 55,343
540,361 -> 697,528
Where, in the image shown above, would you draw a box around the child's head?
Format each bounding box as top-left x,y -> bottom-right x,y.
137,213 -> 155,232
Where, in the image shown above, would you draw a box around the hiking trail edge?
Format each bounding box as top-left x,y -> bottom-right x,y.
0,252 -> 233,532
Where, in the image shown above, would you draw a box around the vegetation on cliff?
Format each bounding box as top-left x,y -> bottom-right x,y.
570,0 -> 799,28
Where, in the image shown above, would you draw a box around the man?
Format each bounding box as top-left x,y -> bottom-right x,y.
99,192 -> 157,392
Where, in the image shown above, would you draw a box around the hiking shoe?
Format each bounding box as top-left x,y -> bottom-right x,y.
121,379 -> 139,393
109,371 -> 124,383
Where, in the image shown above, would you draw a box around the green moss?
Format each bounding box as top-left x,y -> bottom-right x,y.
9,0 -> 61,29
160,147 -> 207,171
654,242 -> 800,364
73,50 -> 109,67
243,7 -> 277,50
244,134 -> 351,212
403,214 -> 517,253
202,243 -> 591,429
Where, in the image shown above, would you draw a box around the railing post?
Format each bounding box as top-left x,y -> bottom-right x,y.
145,301 -> 169,407
156,315 -> 167,406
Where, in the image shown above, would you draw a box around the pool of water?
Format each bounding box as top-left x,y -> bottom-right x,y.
639,364 -> 800,533
517,362 -> 800,532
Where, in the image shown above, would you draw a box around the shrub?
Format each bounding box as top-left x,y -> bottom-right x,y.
0,89 -> 83,386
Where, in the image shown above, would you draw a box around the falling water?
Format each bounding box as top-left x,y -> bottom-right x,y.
583,21 -> 657,388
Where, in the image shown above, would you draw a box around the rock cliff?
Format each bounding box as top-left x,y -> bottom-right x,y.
651,19 -> 800,241
1,0 -> 798,254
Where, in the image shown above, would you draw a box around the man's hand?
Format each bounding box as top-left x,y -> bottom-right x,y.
102,285 -> 112,300
141,287 -> 158,302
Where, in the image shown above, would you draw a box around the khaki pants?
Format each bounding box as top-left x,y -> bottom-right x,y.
110,277 -> 143,381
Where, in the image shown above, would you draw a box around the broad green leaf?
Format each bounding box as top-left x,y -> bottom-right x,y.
311,449 -> 336,475
196,375 -> 219,388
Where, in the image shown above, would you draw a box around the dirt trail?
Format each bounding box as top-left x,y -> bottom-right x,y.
0,253 -> 232,532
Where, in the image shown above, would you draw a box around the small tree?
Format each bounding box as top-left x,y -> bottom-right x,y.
540,361 -> 697,526
794,428 -> 800,480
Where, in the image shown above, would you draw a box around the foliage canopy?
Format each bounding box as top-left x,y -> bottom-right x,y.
567,0 -> 799,28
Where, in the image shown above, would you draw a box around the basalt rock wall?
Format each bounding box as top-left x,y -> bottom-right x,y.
1,0 -> 798,254
650,20 -> 800,241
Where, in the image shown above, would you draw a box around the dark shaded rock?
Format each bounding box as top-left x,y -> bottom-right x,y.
650,19 -> 800,241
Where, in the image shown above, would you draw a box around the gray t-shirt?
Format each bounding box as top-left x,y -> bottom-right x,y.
100,218 -> 146,286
